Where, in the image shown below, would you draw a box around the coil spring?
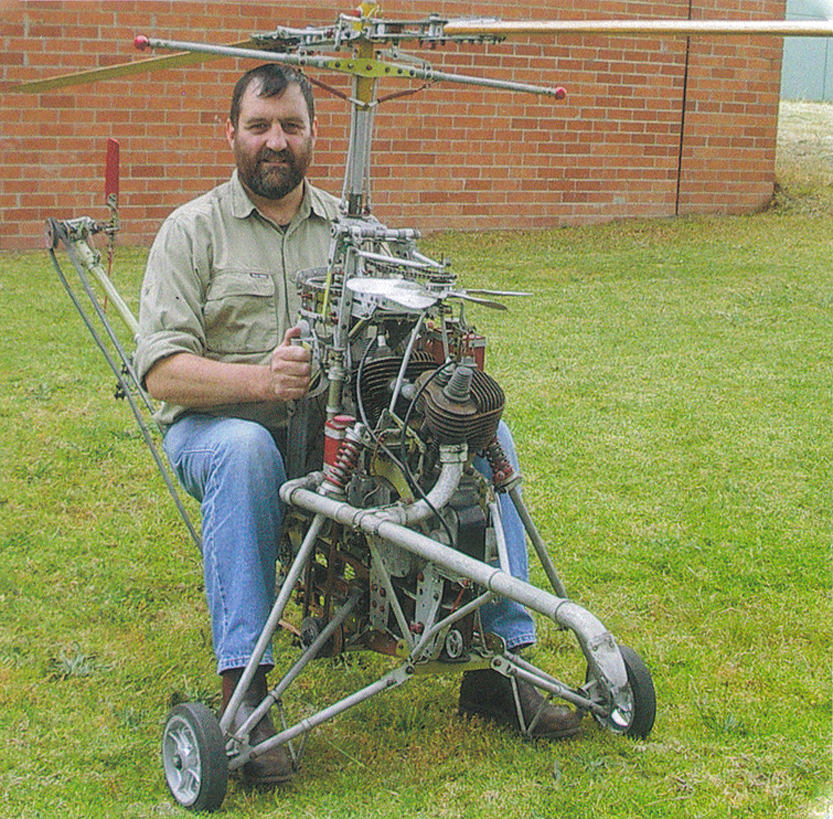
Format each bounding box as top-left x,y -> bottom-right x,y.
484,437 -> 515,489
324,435 -> 362,490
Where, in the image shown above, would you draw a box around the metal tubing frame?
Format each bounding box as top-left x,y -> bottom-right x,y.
488,499 -> 512,575
280,478 -> 630,715
230,664 -> 414,770
48,221 -> 202,550
491,653 -> 605,715
53,218 -> 140,339
507,484 -> 568,598
220,513 -> 326,735
52,210 -> 629,755
233,591 -> 363,748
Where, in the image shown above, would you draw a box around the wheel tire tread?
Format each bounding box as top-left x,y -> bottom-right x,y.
618,644 -> 656,739
163,702 -> 228,812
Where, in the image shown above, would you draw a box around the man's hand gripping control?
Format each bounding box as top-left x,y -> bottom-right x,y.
269,326 -> 312,401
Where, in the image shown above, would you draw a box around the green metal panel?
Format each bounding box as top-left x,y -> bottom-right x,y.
781,0 -> 833,99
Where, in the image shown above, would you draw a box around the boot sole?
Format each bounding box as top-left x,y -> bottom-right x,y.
459,702 -> 582,740
238,765 -> 295,787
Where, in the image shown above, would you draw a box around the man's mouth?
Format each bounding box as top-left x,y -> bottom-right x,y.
259,151 -> 292,166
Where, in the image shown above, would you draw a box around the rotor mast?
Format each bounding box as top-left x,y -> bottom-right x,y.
343,36 -> 377,217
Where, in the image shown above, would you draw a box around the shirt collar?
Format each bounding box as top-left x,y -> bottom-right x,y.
229,169 -> 258,219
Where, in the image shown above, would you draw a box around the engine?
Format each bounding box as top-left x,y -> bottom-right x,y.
282,214 -> 516,662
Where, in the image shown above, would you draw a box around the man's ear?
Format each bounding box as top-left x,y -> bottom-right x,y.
311,116 -> 319,144
225,118 -> 236,151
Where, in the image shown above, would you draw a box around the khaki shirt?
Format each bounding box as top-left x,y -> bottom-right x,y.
134,171 -> 340,430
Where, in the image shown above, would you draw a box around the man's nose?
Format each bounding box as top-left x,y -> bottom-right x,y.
265,125 -> 288,151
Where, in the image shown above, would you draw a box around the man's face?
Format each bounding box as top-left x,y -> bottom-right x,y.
226,81 -> 317,202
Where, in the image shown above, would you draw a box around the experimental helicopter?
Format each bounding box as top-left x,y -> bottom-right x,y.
15,4 -> 833,812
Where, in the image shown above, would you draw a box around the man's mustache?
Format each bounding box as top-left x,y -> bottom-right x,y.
258,148 -> 294,164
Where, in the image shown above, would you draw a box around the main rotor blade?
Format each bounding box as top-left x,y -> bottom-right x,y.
444,18 -> 833,39
447,291 -> 508,310
465,288 -> 533,297
11,39 -> 255,93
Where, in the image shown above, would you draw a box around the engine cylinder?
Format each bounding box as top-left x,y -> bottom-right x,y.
417,364 -> 504,451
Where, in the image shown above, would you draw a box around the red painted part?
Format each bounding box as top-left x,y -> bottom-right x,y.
105,138 -> 119,199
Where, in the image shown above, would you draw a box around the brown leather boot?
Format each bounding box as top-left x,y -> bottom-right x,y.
220,667 -> 294,786
459,668 -> 582,740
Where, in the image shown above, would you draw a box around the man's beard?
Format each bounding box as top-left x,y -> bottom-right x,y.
235,138 -> 313,201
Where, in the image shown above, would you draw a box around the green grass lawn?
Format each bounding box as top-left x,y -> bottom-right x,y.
0,199 -> 830,817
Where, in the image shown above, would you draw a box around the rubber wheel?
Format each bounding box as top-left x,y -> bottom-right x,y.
586,644 -> 656,739
161,702 -> 228,812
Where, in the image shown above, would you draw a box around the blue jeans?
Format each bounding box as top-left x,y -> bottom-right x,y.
473,421 -> 537,650
164,414 -> 536,673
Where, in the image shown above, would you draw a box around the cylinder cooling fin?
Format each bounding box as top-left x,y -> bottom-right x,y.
354,350 -> 436,423
417,365 -> 504,451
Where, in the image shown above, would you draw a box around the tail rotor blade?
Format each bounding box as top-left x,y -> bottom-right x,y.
105,138 -> 120,201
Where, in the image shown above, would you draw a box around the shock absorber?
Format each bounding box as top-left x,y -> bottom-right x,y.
485,435 -> 568,598
484,436 -> 521,492
323,423 -> 365,494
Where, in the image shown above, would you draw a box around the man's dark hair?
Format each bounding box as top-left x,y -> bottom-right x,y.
229,64 -> 315,128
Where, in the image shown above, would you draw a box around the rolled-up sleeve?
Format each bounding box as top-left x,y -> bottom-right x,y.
133,214 -> 209,388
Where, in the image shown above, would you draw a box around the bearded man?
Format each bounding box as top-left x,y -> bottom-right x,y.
134,64 -> 579,789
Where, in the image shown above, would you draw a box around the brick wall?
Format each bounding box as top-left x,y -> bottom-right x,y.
0,0 -> 785,249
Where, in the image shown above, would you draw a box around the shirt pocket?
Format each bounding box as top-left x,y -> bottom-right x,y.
204,271 -> 279,355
